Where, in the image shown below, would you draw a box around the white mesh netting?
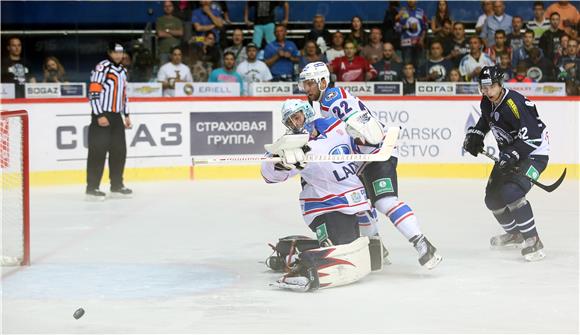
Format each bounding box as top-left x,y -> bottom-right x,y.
1,113 -> 27,266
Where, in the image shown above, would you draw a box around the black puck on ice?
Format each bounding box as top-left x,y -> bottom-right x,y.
73,308 -> 85,320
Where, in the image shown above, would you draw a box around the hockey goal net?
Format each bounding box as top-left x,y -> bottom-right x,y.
1,110 -> 30,266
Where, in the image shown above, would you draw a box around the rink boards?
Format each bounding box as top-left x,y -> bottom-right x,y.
2,96 -> 578,186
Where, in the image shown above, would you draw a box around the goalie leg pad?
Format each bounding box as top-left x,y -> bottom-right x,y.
299,236 -> 372,289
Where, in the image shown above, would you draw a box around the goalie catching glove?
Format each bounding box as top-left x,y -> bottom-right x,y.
265,133 -> 311,170
344,111 -> 385,145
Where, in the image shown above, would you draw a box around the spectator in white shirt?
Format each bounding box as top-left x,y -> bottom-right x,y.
325,31 -> 346,65
236,42 -> 273,95
157,46 -> 193,96
476,0 -> 494,35
459,36 -> 495,81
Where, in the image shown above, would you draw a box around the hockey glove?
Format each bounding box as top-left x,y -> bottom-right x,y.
463,127 -> 485,157
498,149 -> 520,172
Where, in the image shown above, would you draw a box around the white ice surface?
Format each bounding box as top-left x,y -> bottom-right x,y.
2,179 -> 579,334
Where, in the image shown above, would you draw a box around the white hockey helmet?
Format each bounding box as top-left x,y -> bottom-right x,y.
298,61 -> 330,95
281,99 -> 319,133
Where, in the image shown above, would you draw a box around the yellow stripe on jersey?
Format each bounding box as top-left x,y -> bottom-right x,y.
506,99 -> 520,119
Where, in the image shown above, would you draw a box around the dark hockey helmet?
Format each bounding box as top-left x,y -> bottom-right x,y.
478,65 -> 504,87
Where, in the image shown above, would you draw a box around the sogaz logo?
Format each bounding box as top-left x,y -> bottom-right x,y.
329,144 -> 351,164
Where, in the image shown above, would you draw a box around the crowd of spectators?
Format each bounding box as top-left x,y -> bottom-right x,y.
2,0 -> 579,97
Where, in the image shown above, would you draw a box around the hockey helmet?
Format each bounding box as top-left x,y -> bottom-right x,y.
478,65 -> 504,87
281,99 -> 319,133
298,61 -> 330,94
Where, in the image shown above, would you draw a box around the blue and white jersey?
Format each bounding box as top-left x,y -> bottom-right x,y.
318,86 -> 398,159
261,117 -> 371,225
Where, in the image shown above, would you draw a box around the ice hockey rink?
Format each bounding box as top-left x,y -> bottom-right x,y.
1,177 -> 578,334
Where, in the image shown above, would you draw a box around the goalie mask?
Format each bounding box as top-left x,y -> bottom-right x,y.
298,61 -> 330,100
281,99 -> 319,134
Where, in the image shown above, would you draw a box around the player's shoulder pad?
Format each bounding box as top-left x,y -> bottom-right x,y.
320,87 -> 347,108
95,60 -> 111,72
313,116 -> 341,136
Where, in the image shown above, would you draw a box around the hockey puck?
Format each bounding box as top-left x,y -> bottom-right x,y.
73,308 -> 85,320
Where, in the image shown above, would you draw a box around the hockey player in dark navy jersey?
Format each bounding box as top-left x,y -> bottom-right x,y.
463,65 -> 549,261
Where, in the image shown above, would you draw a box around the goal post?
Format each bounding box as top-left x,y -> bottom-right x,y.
1,110 -> 30,266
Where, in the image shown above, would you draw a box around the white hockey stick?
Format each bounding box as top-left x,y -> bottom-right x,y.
192,126 -> 399,165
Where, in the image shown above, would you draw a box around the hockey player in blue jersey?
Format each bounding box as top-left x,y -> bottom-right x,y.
298,61 -> 442,270
463,65 -> 549,261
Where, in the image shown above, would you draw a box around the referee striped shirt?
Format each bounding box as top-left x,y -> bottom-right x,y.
89,59 -> 129,116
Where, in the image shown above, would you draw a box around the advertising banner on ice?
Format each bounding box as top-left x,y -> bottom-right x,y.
127,83 -> 163,97
175,82 -> 240,97
189,111 -> 272,155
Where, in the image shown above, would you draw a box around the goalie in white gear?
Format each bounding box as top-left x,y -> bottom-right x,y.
299,61 -> 443,270
261,99 -> 384,291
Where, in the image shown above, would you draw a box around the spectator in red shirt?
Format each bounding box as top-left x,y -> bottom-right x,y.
328,41 -> 377,81
507,63 -> 533,83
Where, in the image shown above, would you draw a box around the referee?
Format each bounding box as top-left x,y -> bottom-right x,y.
86,42 -> 132,200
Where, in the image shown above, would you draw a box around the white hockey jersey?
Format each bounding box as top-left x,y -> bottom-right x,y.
317,86 -> 399,161
261,117 -> 371,226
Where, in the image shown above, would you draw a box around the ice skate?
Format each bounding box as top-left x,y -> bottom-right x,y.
109,186 -> 133,199
85,188 -> 106,201
521,236 -> 545,262
413,235 -> 442,270
490,232 -> 524,249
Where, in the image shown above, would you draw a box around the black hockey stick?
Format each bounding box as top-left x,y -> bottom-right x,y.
480,150 -> 566,193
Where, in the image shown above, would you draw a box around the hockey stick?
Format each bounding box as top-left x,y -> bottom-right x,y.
479,150 -> 566,193
192,126 -> 400,165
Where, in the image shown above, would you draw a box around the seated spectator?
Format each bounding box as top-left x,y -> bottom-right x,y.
305,14 -> 332,53
507,63 -> 533,82
1,36 -> 35,98
396,0 -> 428,67
42,56 -> 67,83
419,41 -> 453,82
361,27 -> 385,65
507,15 -> 524,51
157,46 -> 193,97
191,0 -> 224,46
523,47 -> 557,82
298,40 -> 327,73
224,28 -> 247,66
527,1 -> 550,44
430,0 -> 451,36
209,51 -> 244,94
245,1 -> 289,48
480,0 -> 513,47
498,52 -> 515,81
157,1 -> 184,65
447,68 -> 463,82
382,1 -> 401,49
475,0 -> 494,35
512,29 -> 543,68
346,16 -> 369,52
401,63 -> 417,95
544,0 -> 579,39
539,12 -> 565,61
431,18 -> 454,56
325,31 -> 346,65
557,38 -> 579,83
553,34 -> 570,66
459,36 -> 495,81
448,22 -> 470,68
485,29 -> 512,63
328,41 -> 377,82
372,42 -> 402,82
263,24 -> 300,81
188,30 -> 221,72
237,42 -> 272,94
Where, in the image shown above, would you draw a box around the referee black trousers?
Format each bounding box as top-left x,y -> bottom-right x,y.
86,112 -> 127,191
